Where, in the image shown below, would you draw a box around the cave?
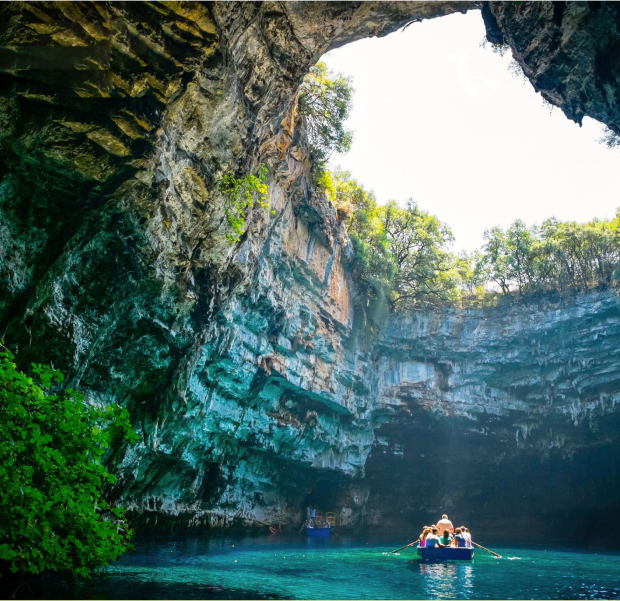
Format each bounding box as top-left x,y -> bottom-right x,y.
2,1 -> 620,552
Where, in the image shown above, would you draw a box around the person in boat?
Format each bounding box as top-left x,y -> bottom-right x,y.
436,514 -> 454,536
418,527 -> 431,547
424,527 -> 444,548
299,518 -> 314,533
453,528 -> 467,547
461,526 -> 472,547
439,529 -> 453,547
306,504 -> 316,526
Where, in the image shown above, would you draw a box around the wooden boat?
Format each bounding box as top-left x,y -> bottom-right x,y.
305,526 -> 331,538
417,546 -> 474,561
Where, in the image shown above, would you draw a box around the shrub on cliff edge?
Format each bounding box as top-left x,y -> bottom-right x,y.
299,61 -> 354,166
0,345 -> 138,580
217,163 -> 271,243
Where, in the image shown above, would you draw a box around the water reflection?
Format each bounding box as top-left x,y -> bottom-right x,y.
18,537 -> 620,601
417,562 -> 474,599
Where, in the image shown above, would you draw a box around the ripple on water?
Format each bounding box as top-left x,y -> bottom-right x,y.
20,537 -> 620,600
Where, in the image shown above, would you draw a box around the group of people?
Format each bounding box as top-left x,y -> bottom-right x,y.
418,514 -> 473,549
301,504 -> 330,531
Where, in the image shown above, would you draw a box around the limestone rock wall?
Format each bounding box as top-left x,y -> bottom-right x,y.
486,1 -> 620,134
378,292 -> 620,445
2,2 -> 620,537
359,291 -> 620,540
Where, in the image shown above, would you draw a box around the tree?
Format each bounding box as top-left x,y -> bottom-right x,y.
317,168 -> 620,308
0,345 -> 138,580
381,200 -> 456,309
453,250 -> 486,295
298,62 -> 354,165
475,214 -> 620,298
318,170 -> 460,311
479,226 -> 511,294
506,219 -> 536,294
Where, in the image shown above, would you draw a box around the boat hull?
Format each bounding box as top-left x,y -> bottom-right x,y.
418,546 -> 474,561
306,527 -> 331,538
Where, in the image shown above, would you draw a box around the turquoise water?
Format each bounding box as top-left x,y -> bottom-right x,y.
29,535 -> 620,599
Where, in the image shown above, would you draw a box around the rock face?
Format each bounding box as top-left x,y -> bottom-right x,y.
1,2 -> 620,540
363,292 -> 620,541
486,1 -> 620,134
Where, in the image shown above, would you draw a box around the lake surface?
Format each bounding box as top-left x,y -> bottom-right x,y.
28,534 -> 620,600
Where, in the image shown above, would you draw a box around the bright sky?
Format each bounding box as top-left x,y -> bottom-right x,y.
322,10 -> 620,253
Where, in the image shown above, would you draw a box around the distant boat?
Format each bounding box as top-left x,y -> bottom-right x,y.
416,546 -> 474,561
305,526 -> 331,538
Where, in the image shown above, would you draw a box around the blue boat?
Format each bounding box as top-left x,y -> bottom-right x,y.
417,546 -> 474,561
306,526 -> 331,538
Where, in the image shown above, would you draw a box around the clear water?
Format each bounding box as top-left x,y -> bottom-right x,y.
26,534 -> 620,600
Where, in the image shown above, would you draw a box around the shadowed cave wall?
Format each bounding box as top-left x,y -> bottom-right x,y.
2,1 -> 620,541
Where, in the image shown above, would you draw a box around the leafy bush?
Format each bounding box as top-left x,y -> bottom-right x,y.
0,345 -> 138,579
318,167 -> 620,310
320,169 -> 457,312
217,164 -> 271,243
299,62 -> 354,166
475,214 -> 620,296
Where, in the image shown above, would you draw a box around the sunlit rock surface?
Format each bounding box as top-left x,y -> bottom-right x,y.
1,2 -> 620,539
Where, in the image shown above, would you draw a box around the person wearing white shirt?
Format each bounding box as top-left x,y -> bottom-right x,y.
461,526 -> 472,548
436,514 -> 454,536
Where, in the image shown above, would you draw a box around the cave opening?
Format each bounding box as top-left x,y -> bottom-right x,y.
3,2 -> 620,566
291,5 -> 620,544
292,4 -> 620,335
320,9 -> 619,254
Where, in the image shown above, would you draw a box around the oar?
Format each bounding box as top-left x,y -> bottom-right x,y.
472,541 -> 502,558
391,538 -> 420,554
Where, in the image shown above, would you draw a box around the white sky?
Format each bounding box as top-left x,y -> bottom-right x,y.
322,10 -> 620,253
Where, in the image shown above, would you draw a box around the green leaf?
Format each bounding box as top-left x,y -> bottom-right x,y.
0,345 -> 136,578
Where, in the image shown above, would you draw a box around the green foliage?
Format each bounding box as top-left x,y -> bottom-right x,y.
452,250 -> 487,295
321,169 -> 457,314
299,62 -> 354,165
0,345 -> 139,578
217,164 -> 271,243
320,167 -> 620,311
381,200 -> 457,309
323,169 -> 391,325
314,169 -> 336,198
479,225 -> 515,294
473,213 -> 620,297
